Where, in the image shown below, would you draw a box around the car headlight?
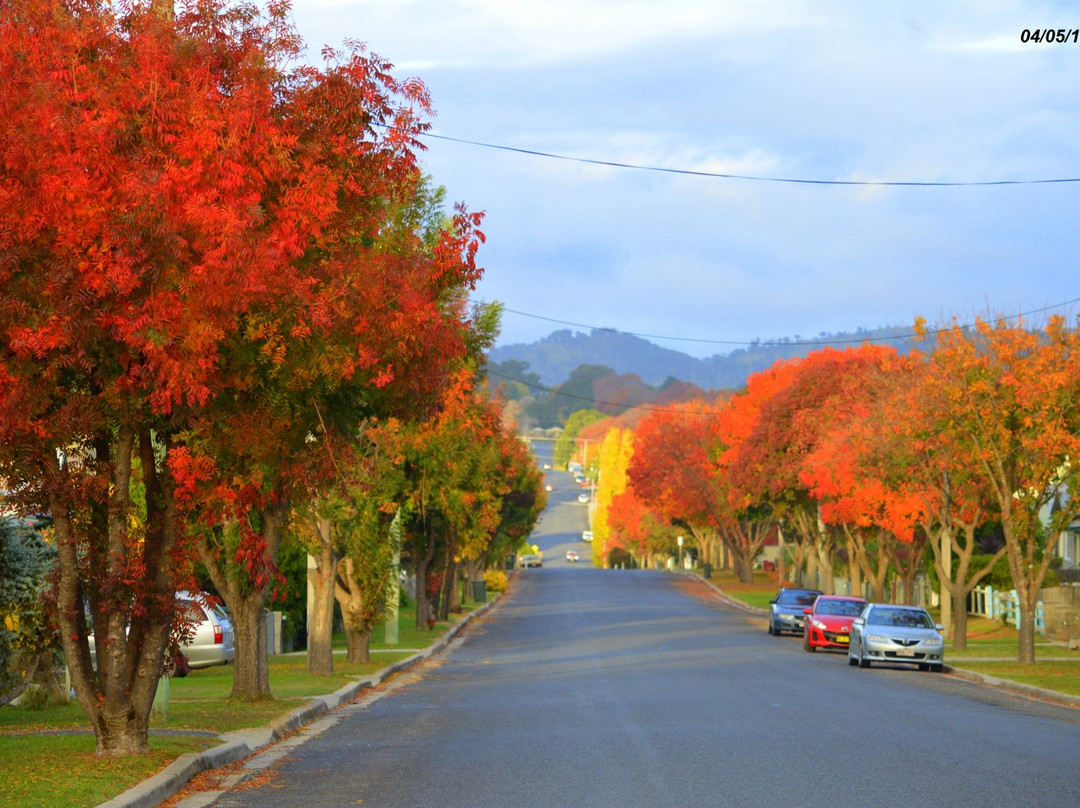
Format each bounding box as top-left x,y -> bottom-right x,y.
866,634 -> 889,643
922,636 -> 944,647
811,619 -> 827,630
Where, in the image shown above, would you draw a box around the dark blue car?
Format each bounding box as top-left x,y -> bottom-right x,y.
768,587 -> 823,636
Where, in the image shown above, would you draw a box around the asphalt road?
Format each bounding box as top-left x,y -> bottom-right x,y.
213,459 -> 1080,808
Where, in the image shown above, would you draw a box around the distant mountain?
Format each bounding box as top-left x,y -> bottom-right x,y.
488,327 -> 914,389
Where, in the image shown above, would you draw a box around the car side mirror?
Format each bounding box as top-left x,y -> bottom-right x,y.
935,624 -> 945,632
853,618 -> 864,627
803,608 -> 812,615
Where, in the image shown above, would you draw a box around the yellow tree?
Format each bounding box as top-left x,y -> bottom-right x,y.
593,428 -> 633,568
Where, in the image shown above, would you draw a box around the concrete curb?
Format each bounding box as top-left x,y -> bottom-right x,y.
96,597 -> 499,808
943,663 -> 1080,709
690,572 -> 1080,711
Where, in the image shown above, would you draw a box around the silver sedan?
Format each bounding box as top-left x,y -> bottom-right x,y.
848,603 -> 945,672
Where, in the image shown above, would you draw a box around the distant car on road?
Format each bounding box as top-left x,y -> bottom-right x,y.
544,484 -> 553,492
767,587 -> 822,636
565,550 -> 580,562
802,595 -> 867,652
848,603 -> 945,672
518,553 -> 543,568
577,493 -> 589,504
582,530 -> 593,542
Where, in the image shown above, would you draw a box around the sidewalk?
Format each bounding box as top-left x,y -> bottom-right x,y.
96,598 -> 498,808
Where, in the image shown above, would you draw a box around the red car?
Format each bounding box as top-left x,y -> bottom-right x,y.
803,595 -> 867,652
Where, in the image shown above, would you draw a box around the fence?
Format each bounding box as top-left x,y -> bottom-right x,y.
968,586 -> 1045,634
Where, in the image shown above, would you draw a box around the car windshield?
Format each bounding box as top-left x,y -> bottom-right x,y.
778,590 -> 819,606
868,608 -> 933,628
816,599 -> 865,616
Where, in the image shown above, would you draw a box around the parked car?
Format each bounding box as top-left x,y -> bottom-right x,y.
767,587 -> 822,636
565,550 -> 580,562
518,553 -> 543,568
577,493 -> 590,504
175,592 -> 235,669
848,603 -> 945,672
87,591 -> 235,671
544,484 -> 553,492
582,530 -> 593,542
802,595 -> 867,652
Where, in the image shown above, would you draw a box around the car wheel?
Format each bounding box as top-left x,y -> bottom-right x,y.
858,646 -> 870,669
767,619 -> 775,635
930,664 -> 943,673
803,633 -> 814,652
918,663 -> 929,672
848,649 -> 858,666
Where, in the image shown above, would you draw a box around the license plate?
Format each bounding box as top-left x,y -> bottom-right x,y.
836,636 -> 849,644
897,648 -> 915,657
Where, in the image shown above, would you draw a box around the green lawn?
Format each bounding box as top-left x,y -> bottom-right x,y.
0,733 -> 215,808
0,602 -> 484,807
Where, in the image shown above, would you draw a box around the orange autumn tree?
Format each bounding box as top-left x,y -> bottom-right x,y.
628,396 -> 770,582
916,315 -> 1080,664
796,346 -> 926,603
861,352 -> 1000,648
721,357 -> 819,586
724,346 -> 899,593
606,487 -> 673,567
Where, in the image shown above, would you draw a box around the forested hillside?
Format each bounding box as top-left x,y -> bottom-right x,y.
488,326 -> 913,389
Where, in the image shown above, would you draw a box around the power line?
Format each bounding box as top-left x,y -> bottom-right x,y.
422,131 -> 1080,188
475,297 -> 1080,349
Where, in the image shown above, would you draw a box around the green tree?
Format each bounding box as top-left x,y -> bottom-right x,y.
554,409 -> 607,469
0,519 -> 57,706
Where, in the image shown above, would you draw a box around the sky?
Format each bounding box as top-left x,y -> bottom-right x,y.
286,0 -> 1080,359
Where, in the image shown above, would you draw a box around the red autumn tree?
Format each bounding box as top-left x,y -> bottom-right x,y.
628,396 -> 770,582
0,0 -> 483,750
606,487 -> 672,567
723,346 -> 899,593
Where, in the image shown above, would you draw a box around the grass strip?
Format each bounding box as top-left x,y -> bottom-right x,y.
0,733 -> 214,808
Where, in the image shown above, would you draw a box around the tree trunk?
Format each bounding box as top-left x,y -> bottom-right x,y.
345,627 -> 372,664
227,590 -> 271,700
926,516 -> 1003,651
54,426 -> 178,756
307,517 -> 338,675
951,587 -> 969,650
939,525 -> 953,639
415,520 -> 437,631
844,530 -> 863,598
849,527 -> 889,603
202,503 -> 286,701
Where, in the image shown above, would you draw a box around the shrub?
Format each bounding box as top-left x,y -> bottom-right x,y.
483,570 -> 508,593
1,519 -> 57,705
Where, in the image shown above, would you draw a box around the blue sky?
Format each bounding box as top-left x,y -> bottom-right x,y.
287,1 -> 1080,359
